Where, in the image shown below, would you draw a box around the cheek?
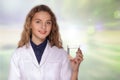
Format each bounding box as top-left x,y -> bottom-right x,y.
46,27 -> 52,37
47,26 -> 52,33
31,27 -> 38,35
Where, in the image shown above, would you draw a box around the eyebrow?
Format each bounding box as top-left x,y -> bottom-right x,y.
34,19 -> 52,21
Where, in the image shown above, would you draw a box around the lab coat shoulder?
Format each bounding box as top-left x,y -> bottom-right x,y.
9,45 -> 31,80
8,46 -> 25,80
11,46 -> 26,61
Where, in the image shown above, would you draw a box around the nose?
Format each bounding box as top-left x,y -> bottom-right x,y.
41,23 -> 46,30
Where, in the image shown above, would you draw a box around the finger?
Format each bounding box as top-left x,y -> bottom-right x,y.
77,52 -> 83,56
76,48 -> 83,54
70,59 -> 74,62
76,59 -> 83,65
76,53 -> 83,58
77,53 -> 83,58
74,58 -> 79,64
76,56 -> 83,61
73,58 -> 82,64
73,57 -> 83,63
76,56 -> 84,62
71,58 -> 77,63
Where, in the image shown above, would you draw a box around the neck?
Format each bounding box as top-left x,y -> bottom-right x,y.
31,37 -> 46,45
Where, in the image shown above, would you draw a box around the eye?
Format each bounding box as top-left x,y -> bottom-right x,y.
46,21 -> 52,25
35,20 -> 40,23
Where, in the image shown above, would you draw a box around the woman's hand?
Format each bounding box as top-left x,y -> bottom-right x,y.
69,48 -> 83,80
69,48 -> 83,72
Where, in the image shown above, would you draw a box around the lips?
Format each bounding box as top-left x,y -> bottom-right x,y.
38,30 -> 47,34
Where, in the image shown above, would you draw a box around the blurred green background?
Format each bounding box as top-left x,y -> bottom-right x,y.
0,0 -> 120,80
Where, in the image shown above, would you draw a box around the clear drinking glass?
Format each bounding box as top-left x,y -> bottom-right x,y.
67,44 -> 80,58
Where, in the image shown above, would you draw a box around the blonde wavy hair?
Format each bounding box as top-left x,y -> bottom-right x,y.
18,5 -> 62,48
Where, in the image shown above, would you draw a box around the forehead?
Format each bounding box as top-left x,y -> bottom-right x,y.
32,11 -> 51,20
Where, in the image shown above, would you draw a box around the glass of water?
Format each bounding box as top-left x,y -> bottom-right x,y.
67,44 -> 80,58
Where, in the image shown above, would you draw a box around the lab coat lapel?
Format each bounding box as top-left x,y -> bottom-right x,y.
40,41 -> 51,66
27,41 -> 51,67
27,42 -> 40,68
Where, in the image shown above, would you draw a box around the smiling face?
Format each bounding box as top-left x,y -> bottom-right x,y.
31,11 -> 52,45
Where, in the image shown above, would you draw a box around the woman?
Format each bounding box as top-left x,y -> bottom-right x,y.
8,4 -> 83,80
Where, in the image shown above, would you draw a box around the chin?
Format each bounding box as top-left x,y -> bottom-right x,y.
39,36 -> 47,40
38,33 -> 49,40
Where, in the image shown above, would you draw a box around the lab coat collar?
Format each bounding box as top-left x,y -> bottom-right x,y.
27,40 -> 51,68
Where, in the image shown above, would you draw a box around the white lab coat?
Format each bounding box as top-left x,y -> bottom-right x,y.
8,41 -> 72,80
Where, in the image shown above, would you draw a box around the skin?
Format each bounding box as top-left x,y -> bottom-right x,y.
30,11 -> 52,45
30,11 -> 83,80
69,48 -> 83,80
